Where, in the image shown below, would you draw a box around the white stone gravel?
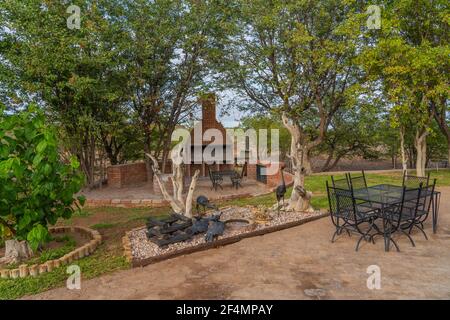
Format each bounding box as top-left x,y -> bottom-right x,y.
129,206 -> 323,261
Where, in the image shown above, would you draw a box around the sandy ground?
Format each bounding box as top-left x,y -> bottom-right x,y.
26,187 -> 450,300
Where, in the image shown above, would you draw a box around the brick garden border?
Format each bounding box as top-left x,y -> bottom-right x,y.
85,192 -> 256,208
0,226 -> 102,279
125,211 -> 329,268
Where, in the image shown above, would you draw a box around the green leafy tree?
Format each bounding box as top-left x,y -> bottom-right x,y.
317,104 -> 381,172
241,114 -> 291,158
0,106 -> 85,263
119,0 -> 236,176
361,0 -> 449,176
222,0 -> 367,210
0,0 -> 131,186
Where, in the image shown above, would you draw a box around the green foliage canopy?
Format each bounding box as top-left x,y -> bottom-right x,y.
0,107 -> 85,250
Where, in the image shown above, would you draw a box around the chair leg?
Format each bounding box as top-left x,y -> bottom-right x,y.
331,226 -> 349,243
331,229 -> 339,243
400,229 -> 416,247
389,237 -> 400,252
355,234 -> 365,251
414,224 -> 429,240
355,224 -> 374,251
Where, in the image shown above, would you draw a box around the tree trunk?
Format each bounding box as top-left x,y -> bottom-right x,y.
143,143 -> 154,183
320,149 -> 334,172
0,240 -> 33,265
147,153 -> 184,213
400,126 -> 408,174
281,113 -> 314,212
185,170 -> 200,218
171,144 -> 185,204
448,146 -> 450,168
432,100 -> 450,165
89,134 -> 96,187
414,129 -> 427,177
161,149 -> 169,174
146,145 -> 200,217
322,153 -> 344,172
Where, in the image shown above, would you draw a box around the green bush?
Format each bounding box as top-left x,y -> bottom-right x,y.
0,106 -> 85,250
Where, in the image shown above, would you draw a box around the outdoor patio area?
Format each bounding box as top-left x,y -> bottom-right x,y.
26,186 -> 450,300
80,177 -> 272,202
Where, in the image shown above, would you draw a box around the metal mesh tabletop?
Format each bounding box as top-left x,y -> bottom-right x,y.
352,184 -> 433,207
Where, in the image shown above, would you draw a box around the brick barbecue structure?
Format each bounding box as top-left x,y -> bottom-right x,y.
185,93 -> 236,177
106,93 -> 288,191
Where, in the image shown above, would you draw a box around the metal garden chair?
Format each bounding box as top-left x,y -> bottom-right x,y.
348,170 -> 369,190
347,170 -> 382,211
231,162 -> 247,189
331,174 -> 350,189
382,183 -> 424,250
326,181 -> 379,251
402,172 -> 430,189
207,165 -> 223,191
402,179 -> 436,241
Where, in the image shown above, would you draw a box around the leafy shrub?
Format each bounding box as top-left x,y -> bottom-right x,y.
0,106 -> 85,250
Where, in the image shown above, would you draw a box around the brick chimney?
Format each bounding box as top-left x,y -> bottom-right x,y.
200,93 -> 216,129
191,92 -> 227,146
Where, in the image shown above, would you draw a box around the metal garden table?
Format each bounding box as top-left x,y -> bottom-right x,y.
212,170 -> 236,177
352,184 -> 441,251
212,170 -> 238,183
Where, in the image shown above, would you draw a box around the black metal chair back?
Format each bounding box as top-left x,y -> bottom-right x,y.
331,174 -> 350,189
326,181 -> 357,222
402,172 -> 430,189
417,179 -> 436,221
348,170 -> 368,190
391,183 -> 423,226
405,180 -> 435,240
235,162 -> 247,179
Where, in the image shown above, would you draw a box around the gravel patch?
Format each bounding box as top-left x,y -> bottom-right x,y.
129,206 -> 323,261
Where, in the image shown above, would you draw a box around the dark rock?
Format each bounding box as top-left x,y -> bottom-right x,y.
205,220 -> 225,243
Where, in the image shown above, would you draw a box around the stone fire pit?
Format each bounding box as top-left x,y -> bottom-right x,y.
123,206 -> 327,267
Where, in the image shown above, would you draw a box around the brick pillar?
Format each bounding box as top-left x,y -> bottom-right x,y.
107,166 -> 122,188
266,162 -> 282,188
200,93 -> 216,129
247,164 -> 257,180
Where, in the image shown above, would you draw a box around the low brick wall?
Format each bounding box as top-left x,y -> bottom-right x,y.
107,162 -> 148,188
84,191 -> 257,208
87,163 -> 294,209
267,165 -> 294,188
248,162 -> 294,188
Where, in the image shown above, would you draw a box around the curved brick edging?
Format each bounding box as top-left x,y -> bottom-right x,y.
0,226 -> 102,279
125,211 -> 328,268
85,172 -> 296,208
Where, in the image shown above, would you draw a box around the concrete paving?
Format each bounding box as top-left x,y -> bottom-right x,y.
26,188 -> 450,300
